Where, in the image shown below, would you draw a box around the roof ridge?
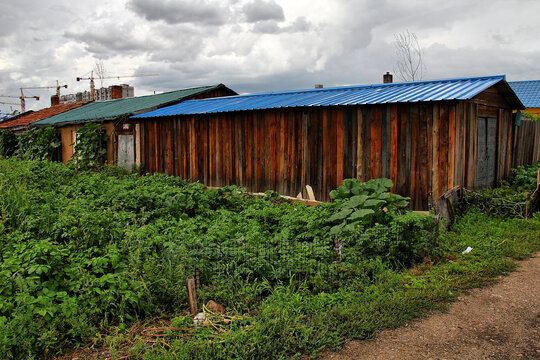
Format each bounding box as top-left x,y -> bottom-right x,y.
133,75 -> 524,119
183,75 -> 507,102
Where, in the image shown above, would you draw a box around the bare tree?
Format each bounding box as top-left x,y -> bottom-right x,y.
94,59 -> 106,88
393,30 -> 426,82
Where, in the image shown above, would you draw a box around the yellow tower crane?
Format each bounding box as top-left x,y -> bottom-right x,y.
21,81 -> 68,105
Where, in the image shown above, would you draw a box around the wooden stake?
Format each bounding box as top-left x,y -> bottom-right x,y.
306,185 -> 316,201
187,275 -> 198,315
525,192 -> 530,220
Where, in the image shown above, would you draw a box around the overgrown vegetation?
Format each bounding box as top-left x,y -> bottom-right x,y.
522,111 -> 540,121
0,159 -> 538,360
0,130 -> 17,158
14,126 -> 61,161
461,161 -> 540,218
69,123 -> 108,170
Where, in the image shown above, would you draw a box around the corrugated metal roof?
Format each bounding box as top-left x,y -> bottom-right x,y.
34,84 -> 231,126
0,102 -> 90,129
133,75 -> 523,118
508,80 -> 540,108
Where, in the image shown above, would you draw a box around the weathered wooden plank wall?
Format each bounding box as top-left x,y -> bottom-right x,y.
140,101 -> 515,210
512,119 -> 540,167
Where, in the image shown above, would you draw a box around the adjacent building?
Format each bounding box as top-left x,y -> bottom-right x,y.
33,84 -> 237,168
0,101 -> 90,134
508,80 -> 540,166
60,84 -> 135,104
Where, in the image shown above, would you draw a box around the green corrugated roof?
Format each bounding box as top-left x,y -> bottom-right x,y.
34,84 -> 230,126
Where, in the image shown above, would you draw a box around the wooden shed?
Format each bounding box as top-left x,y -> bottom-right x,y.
0,101 -> 89,134
508,80 -> 540,167
32,84 -> 237,167
133,75 -> 524,210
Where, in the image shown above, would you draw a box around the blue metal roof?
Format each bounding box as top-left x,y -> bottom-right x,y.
133,75 -> 522,118
508,80 -> 540,108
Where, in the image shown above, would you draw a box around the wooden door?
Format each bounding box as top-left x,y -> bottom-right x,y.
476,117 -> 497,188
118,134 -> 135,169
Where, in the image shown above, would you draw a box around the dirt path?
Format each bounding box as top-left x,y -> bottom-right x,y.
322,254 -> 540,360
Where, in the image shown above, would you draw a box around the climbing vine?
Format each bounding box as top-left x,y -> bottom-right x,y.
70,122 -> 109,170
15,126 -> 61,161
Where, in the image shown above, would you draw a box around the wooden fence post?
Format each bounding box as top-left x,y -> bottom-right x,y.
525,192 -> 530,220
187,275 -> 198,315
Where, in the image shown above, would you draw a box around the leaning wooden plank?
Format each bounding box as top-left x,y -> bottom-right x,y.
306,185 -> 316,201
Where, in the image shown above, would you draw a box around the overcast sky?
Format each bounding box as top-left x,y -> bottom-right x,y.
1,0 -> 539,113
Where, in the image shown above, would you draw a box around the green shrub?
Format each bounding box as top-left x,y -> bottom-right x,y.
460,162 -> 540,218
503,161 -> 540,190
0,130 -> 17,158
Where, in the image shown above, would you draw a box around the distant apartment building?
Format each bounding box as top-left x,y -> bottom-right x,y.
60,84 -> 134,104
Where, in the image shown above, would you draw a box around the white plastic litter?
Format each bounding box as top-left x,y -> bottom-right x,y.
193,312 -> 206,327
462,246 -> 473,254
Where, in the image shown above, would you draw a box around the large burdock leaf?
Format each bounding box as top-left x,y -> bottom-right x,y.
363,199 -> 386,209
327,208 -> 353,222
348,208 -> 375,221
343,195 -> 369,210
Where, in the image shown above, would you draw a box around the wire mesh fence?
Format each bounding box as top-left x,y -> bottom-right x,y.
181,237 -> 340,285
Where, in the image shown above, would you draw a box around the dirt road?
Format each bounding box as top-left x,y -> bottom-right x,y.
322,254 -> 540,360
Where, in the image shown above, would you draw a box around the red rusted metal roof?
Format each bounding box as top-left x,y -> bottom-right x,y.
0,101 -> 91,130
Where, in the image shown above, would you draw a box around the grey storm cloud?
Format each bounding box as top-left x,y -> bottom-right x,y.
251,16 -> 312,34
126,0 -> 229,26
242,0 -> 285,23
64,24 -> 157,58
251,20 -> 281,34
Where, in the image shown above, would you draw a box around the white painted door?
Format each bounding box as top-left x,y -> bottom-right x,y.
118,134 -> 135,169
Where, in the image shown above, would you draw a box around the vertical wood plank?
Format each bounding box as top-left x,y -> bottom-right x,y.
351,108 -> 358,180
336,108 -> 344,187
301,112 -> 308,197
362,107 -> 372,182
432,104 -> 440,202
448,104 -> 455,188
329,109 -> 338,197
418,105 -> 429,210
439,103 -> 449,196
371,106 -> 382,179
357,108 -> 364,181
321,109 -> 328,197
390,104 -> 398,192
410,104 -> 419,209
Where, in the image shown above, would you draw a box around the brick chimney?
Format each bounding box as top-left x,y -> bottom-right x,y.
51,95 -> 60,107
383,72 -> 393,84
110,85 -> 123,100
314,84 -> 323,89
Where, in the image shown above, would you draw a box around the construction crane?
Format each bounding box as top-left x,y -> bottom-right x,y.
76,72 -> 159,101
21,81 -> 68,101
0,93 -> 39,112
0,101 -> 20,106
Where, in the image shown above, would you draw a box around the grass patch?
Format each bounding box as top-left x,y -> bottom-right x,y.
100,211 -> 539,359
